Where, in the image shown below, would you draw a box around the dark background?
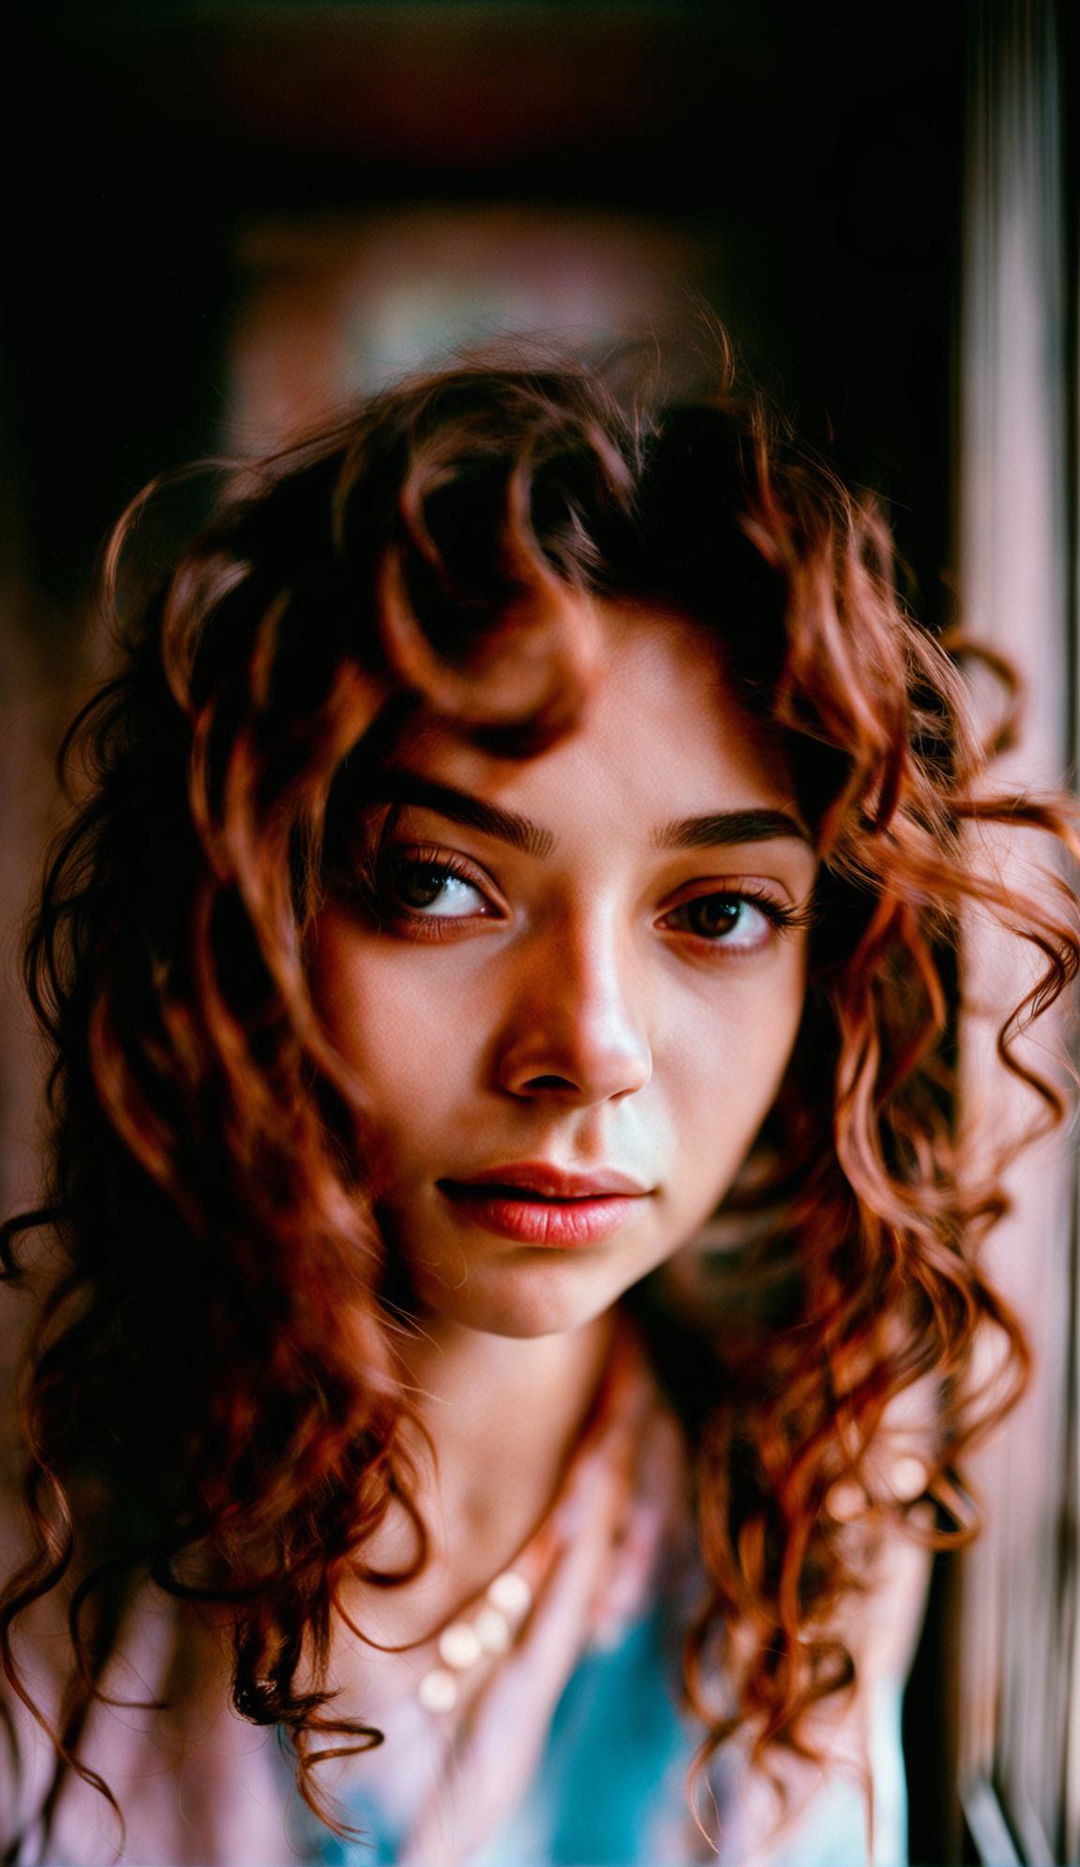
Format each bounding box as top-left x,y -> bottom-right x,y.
4,1 -> 965,621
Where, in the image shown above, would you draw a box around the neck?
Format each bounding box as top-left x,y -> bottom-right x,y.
401,1308 -> 617,1554
354,1306 -> 616,1637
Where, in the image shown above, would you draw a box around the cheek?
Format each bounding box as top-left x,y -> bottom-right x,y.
310,920 -> 435,1096
662,964 -> 806,1182
308,916 -> 484,1151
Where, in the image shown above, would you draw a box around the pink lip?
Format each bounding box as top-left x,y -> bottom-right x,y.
438,1161 -> 652,1249
450,1161 -> 648,1199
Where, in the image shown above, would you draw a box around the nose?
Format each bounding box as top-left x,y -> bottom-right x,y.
493,911 -> 652,1105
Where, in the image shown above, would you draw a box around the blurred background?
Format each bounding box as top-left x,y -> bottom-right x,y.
1,1 -> 1077,1860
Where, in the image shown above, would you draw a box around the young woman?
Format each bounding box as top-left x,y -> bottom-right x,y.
1,359 -> 1076,1867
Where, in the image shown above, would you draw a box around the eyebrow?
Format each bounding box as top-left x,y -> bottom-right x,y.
652,809 -> 811,851
371,771 -> 811,857
371,772 -> 555,857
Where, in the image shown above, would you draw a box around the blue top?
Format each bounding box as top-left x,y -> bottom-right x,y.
312,1596 -> 905,1866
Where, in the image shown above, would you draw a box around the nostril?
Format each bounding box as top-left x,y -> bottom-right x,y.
524,1074 -> 578,1092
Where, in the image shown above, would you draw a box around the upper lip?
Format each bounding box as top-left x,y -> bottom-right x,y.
442,1161 -> 651,1200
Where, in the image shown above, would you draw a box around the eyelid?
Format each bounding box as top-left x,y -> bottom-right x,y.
385,841 -> 501,887
658,874 -> 795,913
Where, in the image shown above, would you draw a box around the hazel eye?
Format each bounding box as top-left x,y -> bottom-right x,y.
386,857 -> 489,919
663,892 -> 782,951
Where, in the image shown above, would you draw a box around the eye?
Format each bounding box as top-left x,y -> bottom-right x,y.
382,853 -> 492,921
661,889 -> 795,952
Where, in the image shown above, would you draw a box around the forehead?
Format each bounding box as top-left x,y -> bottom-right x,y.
391,602 -> 798,830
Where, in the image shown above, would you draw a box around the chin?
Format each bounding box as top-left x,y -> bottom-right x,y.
414,1257 -> 632,1340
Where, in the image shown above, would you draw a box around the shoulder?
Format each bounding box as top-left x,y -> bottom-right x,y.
713,1524 -> 930,1867
0,1564 -> 293,1867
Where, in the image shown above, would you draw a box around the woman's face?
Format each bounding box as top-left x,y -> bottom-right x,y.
310,604 -> 815,1339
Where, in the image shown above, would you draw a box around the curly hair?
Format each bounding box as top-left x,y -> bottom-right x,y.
1,356 -> 1077,1858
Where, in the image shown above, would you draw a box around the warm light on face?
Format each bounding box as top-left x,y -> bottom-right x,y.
309,605 -> 816,1339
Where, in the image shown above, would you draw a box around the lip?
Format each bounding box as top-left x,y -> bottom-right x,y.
445,1161 -> 650,1199
437,1161 -> 652,1249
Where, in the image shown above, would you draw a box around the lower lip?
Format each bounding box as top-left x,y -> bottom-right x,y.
439,1184 -> 644,1247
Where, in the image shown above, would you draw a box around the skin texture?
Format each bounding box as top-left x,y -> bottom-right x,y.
309,603 -> 816,1344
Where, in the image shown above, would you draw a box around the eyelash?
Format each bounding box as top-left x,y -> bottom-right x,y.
368,846 -> 812,951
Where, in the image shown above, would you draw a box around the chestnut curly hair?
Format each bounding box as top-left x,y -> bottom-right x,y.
1,357 -> 1077,1859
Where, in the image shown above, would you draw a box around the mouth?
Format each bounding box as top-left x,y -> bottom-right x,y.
436,1163 -> 652,1248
